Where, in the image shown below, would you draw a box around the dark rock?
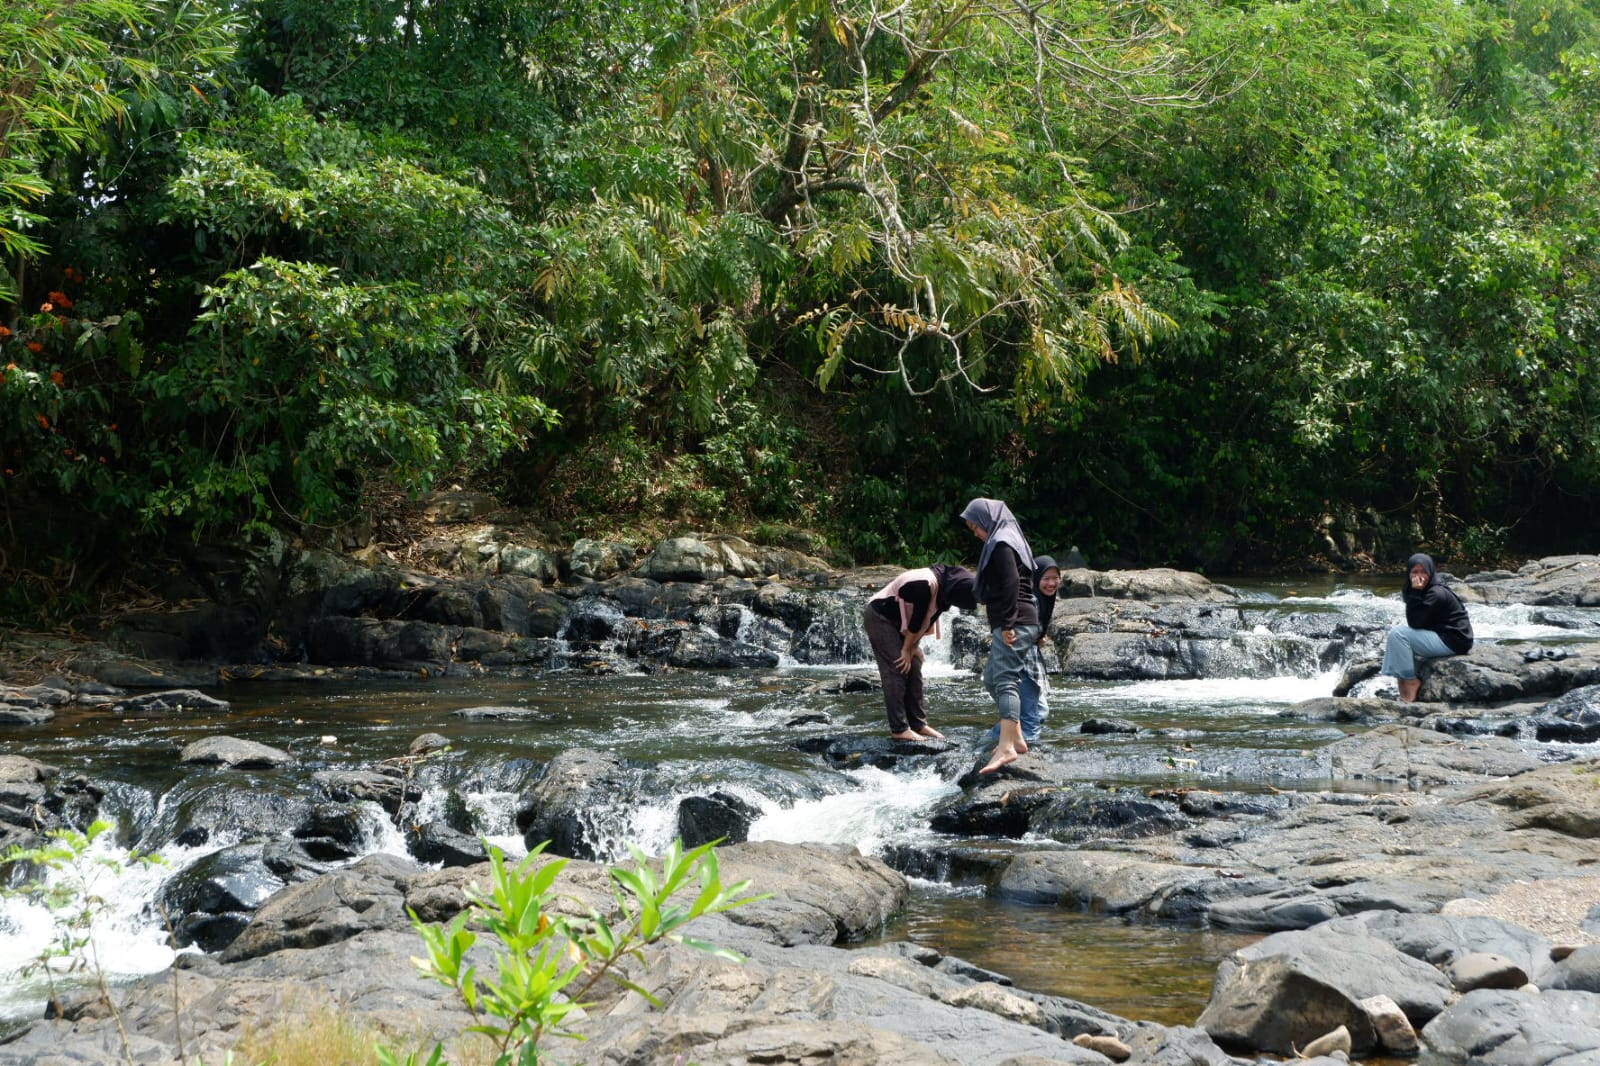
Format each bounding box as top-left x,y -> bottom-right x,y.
91,659 -> 221,688
676,791 -> 763,848
1028,788 -> 1188,845
407,821 -> 488,867
1530,684 -> 1600,743
312,769 -> 417,814
1081,718 -> 1140,734
100,602 -> 266,663
220,852 -> 418,962
0,756 -> 104,853
821,735 -> 955,771
517,748 -> 639,860
292,803 -> 367,860
0,703 -> 54,725
635,626 -> 779,669
304,617 -> 452,669
161,844 -> 301,951
1425,642 -> 1600,705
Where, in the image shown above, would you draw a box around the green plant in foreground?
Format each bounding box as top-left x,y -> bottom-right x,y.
0,819 -> 164,1065
390,838 -> 761,1066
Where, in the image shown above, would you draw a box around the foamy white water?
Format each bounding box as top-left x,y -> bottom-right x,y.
0,825 -> 184,1026
747,764 -> 960,855
1067,671 -> 1349,710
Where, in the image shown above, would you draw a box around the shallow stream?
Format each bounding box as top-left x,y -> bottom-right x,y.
4,577 -> 1598,1032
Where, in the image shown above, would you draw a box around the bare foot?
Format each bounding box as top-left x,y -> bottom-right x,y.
915,726 -> 945,739
889,730 -> 921,741
1016,738 -> 1029,755
979,747 -> 1020,775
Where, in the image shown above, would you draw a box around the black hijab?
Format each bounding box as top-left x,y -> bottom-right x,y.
931,564 -> 978,612
1033,555 -> 1060,632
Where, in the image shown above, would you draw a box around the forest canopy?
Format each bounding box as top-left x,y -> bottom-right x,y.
3,0 -> 1599,600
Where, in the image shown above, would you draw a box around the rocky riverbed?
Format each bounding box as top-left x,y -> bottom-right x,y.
3,541 -> 1600,1064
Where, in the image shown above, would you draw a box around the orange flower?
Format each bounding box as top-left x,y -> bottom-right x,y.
40,302 -> 52,313
51,371 -> 64,386
63,448 -> 73,458
26,341 -> 43,353
47,291 -> 73,310
36,415 -> 49,429
0,326 -> 11,338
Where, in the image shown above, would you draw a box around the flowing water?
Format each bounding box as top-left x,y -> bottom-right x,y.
3,579 -> 1599,1033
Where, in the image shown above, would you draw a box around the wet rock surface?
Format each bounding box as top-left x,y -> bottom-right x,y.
4,550 -> 1600,1064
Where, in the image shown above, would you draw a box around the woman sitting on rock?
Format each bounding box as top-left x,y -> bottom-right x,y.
1383,552 -> 1473,702
865,563 -> 978,740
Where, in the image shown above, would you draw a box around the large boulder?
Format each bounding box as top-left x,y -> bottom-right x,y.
567,538 -> 636,582
713,840 -> 908,946
1530,684 -> 1600,743
1419,988 -> 1600,1065
1458,555 -> 1600,607
219,852 -> 418,962
516,748 -> 641,860
638,536 -> 729,582
1057,568 -> 1240,603
1423,642 -> 1600,705
1198,925 -> 1452,1056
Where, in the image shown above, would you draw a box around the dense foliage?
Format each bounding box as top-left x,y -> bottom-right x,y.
3,0 -> 1599,596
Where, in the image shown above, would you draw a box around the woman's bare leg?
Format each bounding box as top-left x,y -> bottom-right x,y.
980,719 -> 1025,774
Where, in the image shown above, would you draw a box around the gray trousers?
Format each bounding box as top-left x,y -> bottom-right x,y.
865,606 -> 928,734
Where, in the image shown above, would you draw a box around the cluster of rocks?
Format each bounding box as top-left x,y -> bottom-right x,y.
5,548 -> 1600,1063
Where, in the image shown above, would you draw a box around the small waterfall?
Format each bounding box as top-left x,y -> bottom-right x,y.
553,597 -> 633,669
789,591 -> 872,665
0,821 -> 181,1028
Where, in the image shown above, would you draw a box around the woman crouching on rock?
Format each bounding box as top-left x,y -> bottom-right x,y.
960,498 -> 1041,773
865,563 -> 979,740
1383,552 -> 1473,702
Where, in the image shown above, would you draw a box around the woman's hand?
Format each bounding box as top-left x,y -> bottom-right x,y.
1002,627 -> 1016,647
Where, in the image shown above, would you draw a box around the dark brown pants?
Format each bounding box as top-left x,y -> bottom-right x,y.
865,605 -> 927,734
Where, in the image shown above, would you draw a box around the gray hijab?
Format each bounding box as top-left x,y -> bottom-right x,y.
959,498 -> 1035,598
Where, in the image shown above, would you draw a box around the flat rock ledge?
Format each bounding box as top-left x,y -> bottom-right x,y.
0,841 -> 1174,1066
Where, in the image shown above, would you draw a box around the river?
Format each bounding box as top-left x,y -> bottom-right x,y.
3,576 -> 1598,1033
